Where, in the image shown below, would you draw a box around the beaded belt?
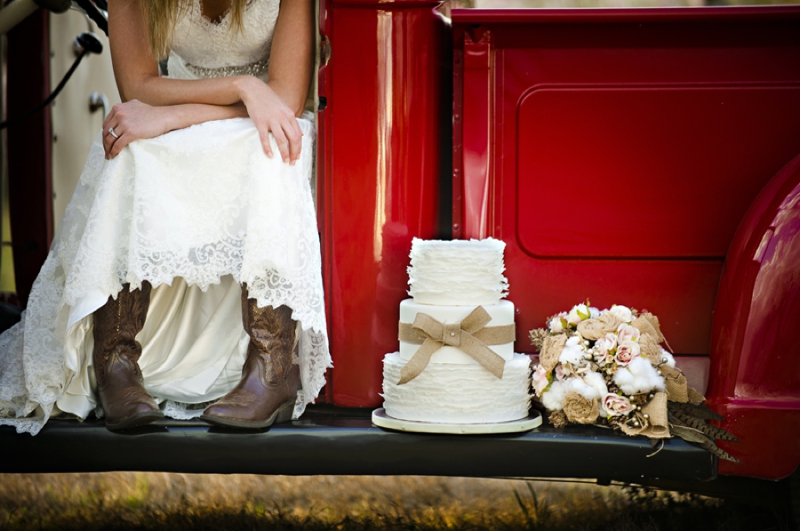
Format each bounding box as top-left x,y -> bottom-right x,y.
183,58 -> 269,78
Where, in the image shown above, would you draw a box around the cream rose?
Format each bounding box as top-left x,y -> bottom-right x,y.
602,393 -> 633,417
567,304 -> 591,325
609,305 -> 633,323
614,340 -> 641,366
548,316 -> 565,334
617,323 -> 641,344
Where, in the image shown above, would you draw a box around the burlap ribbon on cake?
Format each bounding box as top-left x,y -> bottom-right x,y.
397,305 -> 515,385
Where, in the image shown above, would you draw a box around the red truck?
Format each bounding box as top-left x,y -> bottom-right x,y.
2,0 -> 799,513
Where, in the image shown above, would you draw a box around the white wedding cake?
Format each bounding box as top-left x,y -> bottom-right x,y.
380,238 -> 532,424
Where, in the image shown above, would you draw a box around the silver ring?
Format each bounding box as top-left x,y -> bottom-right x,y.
108,127 -> 119,139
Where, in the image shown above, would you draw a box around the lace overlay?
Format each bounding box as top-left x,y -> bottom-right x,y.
161,400 -> 214,420
170,0 -> 280,70
0,0 -> 331,435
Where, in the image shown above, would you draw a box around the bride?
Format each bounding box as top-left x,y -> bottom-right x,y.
0,0 -> 331,433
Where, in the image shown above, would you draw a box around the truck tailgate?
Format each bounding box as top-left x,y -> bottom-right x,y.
452,6 -> 800,356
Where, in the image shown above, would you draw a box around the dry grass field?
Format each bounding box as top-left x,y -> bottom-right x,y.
0,473 -> 791,531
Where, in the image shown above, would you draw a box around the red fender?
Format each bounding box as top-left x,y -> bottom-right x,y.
708,153 -> 800,479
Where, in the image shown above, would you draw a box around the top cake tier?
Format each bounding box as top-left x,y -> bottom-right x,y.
407,238 -> 509,306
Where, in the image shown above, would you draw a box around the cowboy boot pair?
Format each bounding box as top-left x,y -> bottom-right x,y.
93,282 -> 164,430
201,287 -> 299,428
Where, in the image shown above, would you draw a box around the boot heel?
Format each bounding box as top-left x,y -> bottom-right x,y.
275,401 -> 295,424
201,290 -> 300,429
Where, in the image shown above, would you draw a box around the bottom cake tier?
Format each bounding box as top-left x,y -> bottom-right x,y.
381,352 -> 532,424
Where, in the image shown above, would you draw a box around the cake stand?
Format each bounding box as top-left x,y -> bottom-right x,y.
371,408 -> 542,435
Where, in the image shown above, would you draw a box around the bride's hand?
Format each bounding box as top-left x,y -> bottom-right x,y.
236,76 -> 303,165
102,100 -> 174,159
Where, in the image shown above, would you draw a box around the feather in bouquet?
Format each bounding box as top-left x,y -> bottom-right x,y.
529,302 -> 739,462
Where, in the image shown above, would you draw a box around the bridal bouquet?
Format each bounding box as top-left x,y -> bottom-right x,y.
529,302 -> 738,462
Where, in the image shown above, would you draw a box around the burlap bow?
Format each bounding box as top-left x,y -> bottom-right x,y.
397,306 -> 515,385
620,391 -> 671,439
661,365 -> 705,405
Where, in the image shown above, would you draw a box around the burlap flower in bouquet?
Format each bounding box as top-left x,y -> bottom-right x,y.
529,302 -> 738,461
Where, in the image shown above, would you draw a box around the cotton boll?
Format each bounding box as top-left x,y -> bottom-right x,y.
567,336 -> 581,347
559,336 -> 587,366
583,370 -> 609,398
565,375 -> 601,401
659,347 -> 676,368
541,380 -> 566,410
589,307 -> 600,318
613,356 -> 665,395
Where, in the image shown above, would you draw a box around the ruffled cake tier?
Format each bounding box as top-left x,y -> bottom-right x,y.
408,238 -> 508,306
382,352 -> 532,424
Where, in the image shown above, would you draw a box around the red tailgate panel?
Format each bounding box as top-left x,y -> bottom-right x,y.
518,86 -> 800,259
453,8 -> 800,356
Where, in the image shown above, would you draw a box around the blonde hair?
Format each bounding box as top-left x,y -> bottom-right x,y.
141,0 -> 248,60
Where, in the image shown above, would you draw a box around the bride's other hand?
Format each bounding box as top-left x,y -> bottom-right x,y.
236,76 -> 303,165
102,99 -> 172,159
239,0 -> 314,166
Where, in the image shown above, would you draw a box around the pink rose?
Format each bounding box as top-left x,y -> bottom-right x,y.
602,393 -> 633,416
617,323 -> 641,344
555,364 -> 567,381
532,365 -> 551,396
594,333 -> 617,358
614,340 -> 641,366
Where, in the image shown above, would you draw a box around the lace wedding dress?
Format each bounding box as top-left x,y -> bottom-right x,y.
0,0 -> 331,435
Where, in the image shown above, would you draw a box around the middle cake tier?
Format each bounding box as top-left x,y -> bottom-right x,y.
399,299 -> 515,364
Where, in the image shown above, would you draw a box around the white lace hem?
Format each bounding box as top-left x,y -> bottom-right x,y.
0,117 -> 331,436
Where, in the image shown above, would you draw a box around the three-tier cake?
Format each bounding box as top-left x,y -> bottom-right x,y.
374,238 -> 536,432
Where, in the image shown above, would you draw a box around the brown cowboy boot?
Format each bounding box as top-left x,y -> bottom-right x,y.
200,288 -> 299,428
93,282 -> 163,430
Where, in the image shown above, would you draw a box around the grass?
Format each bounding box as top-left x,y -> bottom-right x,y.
0,474 -> 792,531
